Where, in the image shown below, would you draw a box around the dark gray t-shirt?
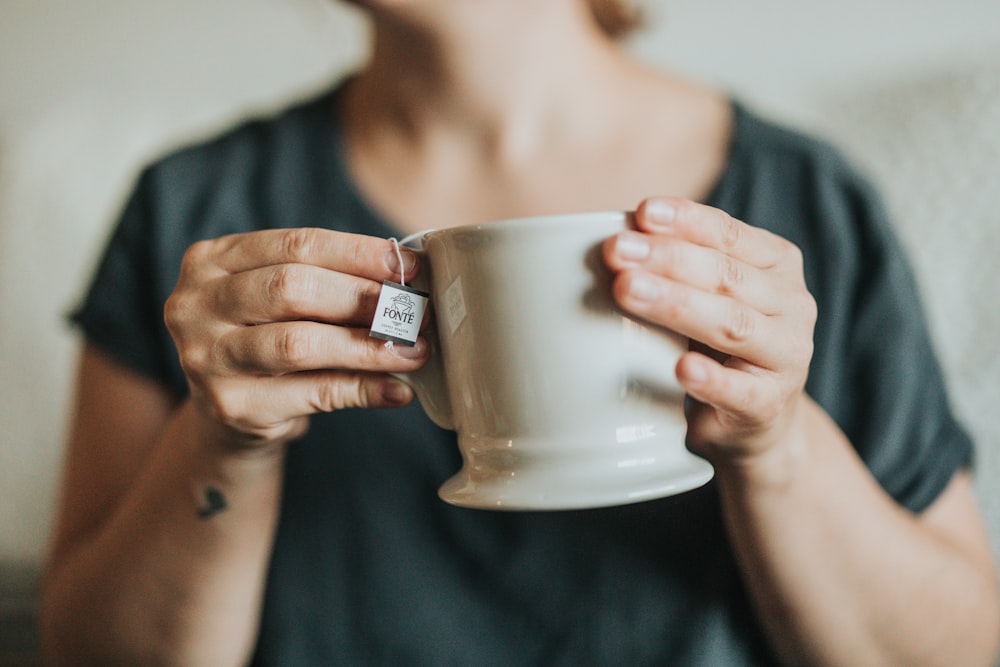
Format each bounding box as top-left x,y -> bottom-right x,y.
73,83 -> 973,665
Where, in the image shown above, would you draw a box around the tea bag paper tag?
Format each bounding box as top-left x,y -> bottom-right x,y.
370,281 -> 429,346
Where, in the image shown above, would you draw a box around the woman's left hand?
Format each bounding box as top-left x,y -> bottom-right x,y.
603,197 -> 818,467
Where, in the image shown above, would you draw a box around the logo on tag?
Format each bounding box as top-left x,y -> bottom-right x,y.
370,281 -> 429,346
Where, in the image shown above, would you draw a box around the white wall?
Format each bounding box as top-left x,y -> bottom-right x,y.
631,0 -> 1000,122
0,0 -> 363,570
1,0 -> 998,582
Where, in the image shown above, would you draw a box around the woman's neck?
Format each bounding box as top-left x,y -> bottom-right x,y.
343,0 -> 638,164
336,1 -> 732,233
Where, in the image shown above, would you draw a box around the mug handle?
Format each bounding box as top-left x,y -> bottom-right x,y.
388,242 -> 456,430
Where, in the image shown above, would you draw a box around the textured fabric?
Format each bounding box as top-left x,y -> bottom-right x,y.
71,82 -> 973,666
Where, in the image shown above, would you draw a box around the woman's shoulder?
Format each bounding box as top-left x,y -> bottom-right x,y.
727,102 -> 866,183
145,85 -> 339,188
713,101 -> 883,230
124,82 -> 352,242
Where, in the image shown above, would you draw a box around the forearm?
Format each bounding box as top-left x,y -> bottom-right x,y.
717,397 -> 1000,667
41,400 -> 286,667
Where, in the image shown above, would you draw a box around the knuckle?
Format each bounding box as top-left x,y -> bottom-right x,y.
312,376 -> 362,412
790,324 -> 815,369
801,292 -> 818,326
787,294 -> 817,368
163,291 -> 192,331
722,303 -> 755,343
164,293 -> 213,378
720,213 -> 742,251
208,385 -> 249,427
180,239 -> 217,275
265,264 -> 313,310
179,344 -> 212,381
278,228 -> 318,263
798,337 -> 815,369
274,326 -> 317,367
718,256 -> 745,295
355,280 -> 381,317
781,239 -> 805,269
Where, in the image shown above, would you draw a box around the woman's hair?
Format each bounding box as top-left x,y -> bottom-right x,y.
588,0 -> 643,38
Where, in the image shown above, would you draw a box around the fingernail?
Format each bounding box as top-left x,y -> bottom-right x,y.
385,248 -> 418,279
628,274 -> 660,301
615,232 -> 650,261
645,199 -> 676,228
382,379 -> 413,404
389,337 -> 428,359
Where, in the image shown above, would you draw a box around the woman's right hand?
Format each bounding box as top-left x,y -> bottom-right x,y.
164,227 -> 429,450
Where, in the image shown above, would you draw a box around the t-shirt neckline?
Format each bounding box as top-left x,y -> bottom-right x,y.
317,81 -> 747,235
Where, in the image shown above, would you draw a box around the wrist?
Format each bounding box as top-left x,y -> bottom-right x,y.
177,399 -> 290,480
711,396 -> 813,494
173,400 -> 288,523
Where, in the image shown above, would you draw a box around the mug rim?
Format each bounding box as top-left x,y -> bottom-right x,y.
419,210 -> 631,244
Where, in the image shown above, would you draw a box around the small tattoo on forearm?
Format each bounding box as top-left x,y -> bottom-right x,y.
196,485 -> 228,519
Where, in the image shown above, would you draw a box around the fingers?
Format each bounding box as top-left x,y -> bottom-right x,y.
266,371 -> 415,414
200,371 -> 415,442
605,197 -> 816,368
675,350 -> 809,457
611,269 -> 807,371
183,326 -> 428,442
166,228 -> 429,445
605,230 -> 785,315
633,197 -> 794,271
677,351 -> 778,426
213,264 -> 383,326
604,197 -> 817,456
216,325 -> 429,376
184,227 -> 418,283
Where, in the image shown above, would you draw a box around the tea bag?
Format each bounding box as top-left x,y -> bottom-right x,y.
370,234 -> 430,347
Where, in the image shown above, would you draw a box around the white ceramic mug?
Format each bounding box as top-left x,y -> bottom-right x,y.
396,211 -> 714,510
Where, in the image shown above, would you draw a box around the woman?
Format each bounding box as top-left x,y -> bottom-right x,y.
41,0 -> 999,664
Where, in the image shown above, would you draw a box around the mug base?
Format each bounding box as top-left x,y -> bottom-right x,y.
438,454 -> 714,511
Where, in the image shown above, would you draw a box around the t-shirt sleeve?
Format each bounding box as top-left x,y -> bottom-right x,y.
68,96 -> 340,397
802,160 -> 974,514
716,108 -> 974,515
70,169 -> 181,390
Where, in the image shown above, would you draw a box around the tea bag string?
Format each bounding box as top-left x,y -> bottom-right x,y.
381,231 -> 432,351
388,231 -> 430,287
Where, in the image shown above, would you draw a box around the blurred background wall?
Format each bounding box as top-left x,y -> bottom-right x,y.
2,0 -> 999,661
